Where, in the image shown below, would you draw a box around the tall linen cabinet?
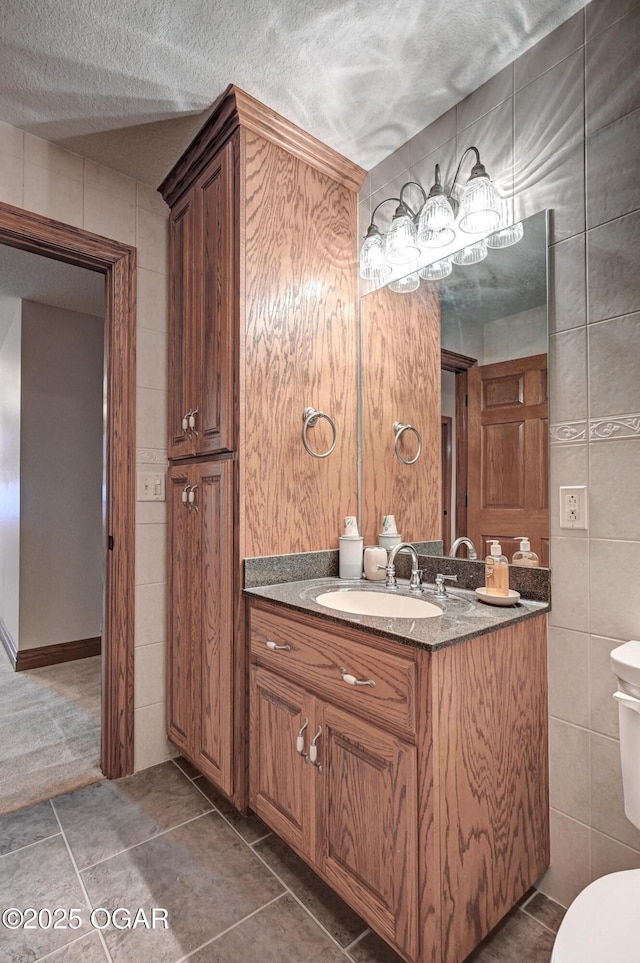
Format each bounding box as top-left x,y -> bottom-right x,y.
159,86 -> 364,806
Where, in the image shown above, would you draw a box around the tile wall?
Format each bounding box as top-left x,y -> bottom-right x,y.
0,122 -> 174,771
360,0 -> 640,906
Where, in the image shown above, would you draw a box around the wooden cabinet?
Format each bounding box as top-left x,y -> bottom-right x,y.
161,86 -> 364,806
250,661 -> 419,958
249,598 -> 549,963
167,140 -> 235,460
167,460 -> 234,795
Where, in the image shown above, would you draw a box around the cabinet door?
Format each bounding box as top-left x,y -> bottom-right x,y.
250,666 -> 314,859
191,458 -> 234,795
168,190 -> 196,459
167,466 -> 194,751
317,704 -> 419,959
192,138 -> 235,455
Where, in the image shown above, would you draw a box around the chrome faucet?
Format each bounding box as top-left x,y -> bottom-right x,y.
385,542 -> 423,592
449,536 -> 478,560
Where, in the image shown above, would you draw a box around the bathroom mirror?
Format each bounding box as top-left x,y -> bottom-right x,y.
360,210 -> 549,565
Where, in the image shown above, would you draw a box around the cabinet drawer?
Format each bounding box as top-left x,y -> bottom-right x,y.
250,605 -> 417,739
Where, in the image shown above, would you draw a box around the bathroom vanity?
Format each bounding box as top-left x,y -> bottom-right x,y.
246,580 -> 549,963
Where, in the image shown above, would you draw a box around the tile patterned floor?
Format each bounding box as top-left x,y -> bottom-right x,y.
0,759 -> 564,963
0,648 -> 102,815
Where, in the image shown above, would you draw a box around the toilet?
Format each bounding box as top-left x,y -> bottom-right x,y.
551,640 -> 640,962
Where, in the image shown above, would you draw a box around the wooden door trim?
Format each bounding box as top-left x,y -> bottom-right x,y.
0,200 -> 135,779
441,349 -> 478,541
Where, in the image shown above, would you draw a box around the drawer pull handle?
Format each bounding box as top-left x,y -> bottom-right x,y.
310,726 -> 322,771
266,638 -> 291,652
340,667 -> 376,688
296,717 -> 309,761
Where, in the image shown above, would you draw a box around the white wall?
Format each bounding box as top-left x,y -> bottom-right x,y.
0,297 -> 22,642
483,304 -> 548,365
0,119 -> 172,770
18,301 -> 104,649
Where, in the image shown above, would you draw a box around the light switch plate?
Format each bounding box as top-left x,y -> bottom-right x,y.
137,471 -> 166,502
559,485 -> 587,530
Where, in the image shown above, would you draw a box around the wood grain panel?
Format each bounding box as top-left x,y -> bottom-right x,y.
318,704 -> 419,959
168,192 -> 195,458
416,653 -> 440,963
242,130 -> 358,557
0,200 -> 135,780
250,602 -> 417,738
436,615 -> 549,963
167,466 -> 193,754
250,666 -> 314,858
14,637 -> 101,671
194,140 -> 236,454
158,84 -> 366,206
361,283 -> 441,546
468,354 -> 548,560
192,459 -> 234,795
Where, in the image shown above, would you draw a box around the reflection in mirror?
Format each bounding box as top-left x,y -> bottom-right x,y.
440,210 -> 549,564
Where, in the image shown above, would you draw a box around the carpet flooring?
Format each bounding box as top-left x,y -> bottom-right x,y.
0,645 -> 102,815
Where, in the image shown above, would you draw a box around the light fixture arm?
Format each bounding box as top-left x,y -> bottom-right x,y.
398,181 -> 427,218
447,145 -> 487,203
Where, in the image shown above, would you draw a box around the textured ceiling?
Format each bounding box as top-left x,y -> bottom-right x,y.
0,0 -> 586,186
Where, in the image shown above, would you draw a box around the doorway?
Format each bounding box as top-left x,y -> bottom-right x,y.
0,201 -> 135,781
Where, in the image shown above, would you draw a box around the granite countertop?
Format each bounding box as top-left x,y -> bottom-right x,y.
243,577 -> 549,652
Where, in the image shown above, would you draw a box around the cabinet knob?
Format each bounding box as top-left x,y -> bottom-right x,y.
266,638 -> 291,652
340,667 -> 376,688
296,717 -> 309,760
310,725 -> 322,771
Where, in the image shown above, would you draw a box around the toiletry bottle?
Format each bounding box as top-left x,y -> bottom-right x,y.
512,537 -> 539,567
485,539 -> 509,596
339,515 -> 363,579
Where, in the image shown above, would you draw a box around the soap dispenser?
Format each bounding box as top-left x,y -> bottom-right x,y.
485,539 -> 509,596
512,537 -> 539,567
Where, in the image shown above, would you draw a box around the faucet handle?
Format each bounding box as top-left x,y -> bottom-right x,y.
434,573 -> 458,598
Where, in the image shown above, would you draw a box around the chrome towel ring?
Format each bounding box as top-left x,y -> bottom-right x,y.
393,420 -> 422,465
302,407 -> 337,458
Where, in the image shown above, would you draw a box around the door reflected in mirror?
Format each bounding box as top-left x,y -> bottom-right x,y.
440,210 -> 549,564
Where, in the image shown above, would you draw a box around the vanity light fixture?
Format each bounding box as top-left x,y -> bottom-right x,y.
359,145 -> 521,293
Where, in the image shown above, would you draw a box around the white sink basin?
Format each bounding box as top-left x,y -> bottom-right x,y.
315,590 -> 443,619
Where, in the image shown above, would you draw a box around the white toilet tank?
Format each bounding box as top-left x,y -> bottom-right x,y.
611,640 -> 640,829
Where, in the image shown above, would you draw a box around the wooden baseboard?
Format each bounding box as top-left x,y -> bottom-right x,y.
14,637 -> 102,672
0,616 -> 18,669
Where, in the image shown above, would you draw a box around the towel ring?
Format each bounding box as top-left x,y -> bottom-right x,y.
393,421 -> 422,465
302,407 -> 337,458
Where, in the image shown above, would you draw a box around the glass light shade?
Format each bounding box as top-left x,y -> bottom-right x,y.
419,258 -> 452,281
451,240 -> 487,265
359,231 -> 392,282
385,213 -> 421,265
388,271 -> 420,294
486,219 -> 524,249
417,195 -> 455,246
458,176 -> 501,234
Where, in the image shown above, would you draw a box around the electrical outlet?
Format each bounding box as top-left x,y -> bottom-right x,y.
559,485 -> 587,530
137,471 -> 166,502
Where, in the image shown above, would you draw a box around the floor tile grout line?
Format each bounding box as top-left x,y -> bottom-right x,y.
248,840 -> 368,954
174,892 -> 288,962
33,929 -> 105,962
0,830 -> 62,861
248,830 -> 273,847
520,906 -> 562,936
76,805 -> 216,872
166,764 -> 369,954
50,799 -> 114,963
342,927 -> 373,953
